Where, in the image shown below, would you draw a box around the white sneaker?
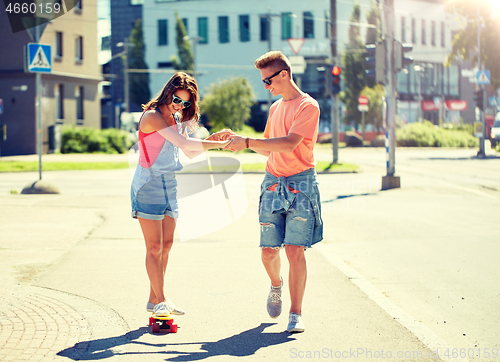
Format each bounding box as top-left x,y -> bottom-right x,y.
153,302 -> 172,317
287,313 -> 305,333
147,299 -> 185,315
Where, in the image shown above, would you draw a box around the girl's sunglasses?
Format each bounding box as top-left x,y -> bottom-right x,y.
172,94 -> 191,108
262,69 -> 286,86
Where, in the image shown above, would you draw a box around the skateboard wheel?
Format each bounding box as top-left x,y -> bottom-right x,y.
170,324 -> 178,333
166,319 -> 173,326
152,322 -> 160,333
149,317 -> 156,326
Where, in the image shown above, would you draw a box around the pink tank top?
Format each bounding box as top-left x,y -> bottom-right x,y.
138,109 -> 177,168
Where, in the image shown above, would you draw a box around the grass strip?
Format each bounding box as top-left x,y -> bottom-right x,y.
0,161 -> 130,172
0,160 -> 358,174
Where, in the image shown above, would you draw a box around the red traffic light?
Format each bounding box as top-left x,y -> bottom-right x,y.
332,66 -> 341,76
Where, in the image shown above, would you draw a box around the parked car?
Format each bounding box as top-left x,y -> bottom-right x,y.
490,113 -> 500,147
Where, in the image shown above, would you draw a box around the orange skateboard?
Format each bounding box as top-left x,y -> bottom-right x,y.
149,313 -> 178,333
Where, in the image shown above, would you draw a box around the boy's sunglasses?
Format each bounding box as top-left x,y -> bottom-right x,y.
262,69 -> 286,86
172,94 -> 191,108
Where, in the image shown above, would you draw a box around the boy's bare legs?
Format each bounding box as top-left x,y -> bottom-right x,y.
261,247 -> 282,287
285,245 -> 307,315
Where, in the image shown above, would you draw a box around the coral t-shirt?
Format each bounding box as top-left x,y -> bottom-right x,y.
264,93 -> 320,178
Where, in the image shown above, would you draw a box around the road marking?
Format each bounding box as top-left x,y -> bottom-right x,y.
315,243 -> 470,362
444,182 -> 498,199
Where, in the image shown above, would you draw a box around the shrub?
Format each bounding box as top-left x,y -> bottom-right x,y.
61,125 -> 134,154
396,121 -> 478,148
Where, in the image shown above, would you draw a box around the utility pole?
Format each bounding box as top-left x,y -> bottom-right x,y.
330,0 -> 339,164
381,0 -> 400,190
260,9 -> 279,113
477,8 -> 486,158
123,38 -> 130,113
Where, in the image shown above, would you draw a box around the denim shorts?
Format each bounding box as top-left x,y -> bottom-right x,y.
259,190 -> 315,248
131,168 -> 178,220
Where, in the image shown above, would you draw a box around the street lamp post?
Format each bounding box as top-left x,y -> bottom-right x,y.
117,40 -> 130,114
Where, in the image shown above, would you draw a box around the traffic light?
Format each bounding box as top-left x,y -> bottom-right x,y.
395,41 -> 413,71
316,66 -> 327,96
365,42 -> 385,86
332,65 -> 341,94
473,89 -> 484,111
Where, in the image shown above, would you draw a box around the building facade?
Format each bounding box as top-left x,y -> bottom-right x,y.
0,0 -> 101,156
393,0 -> 474,125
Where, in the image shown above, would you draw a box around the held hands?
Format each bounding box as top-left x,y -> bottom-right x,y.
205,129 -> 236,141
224,135 -> 247,152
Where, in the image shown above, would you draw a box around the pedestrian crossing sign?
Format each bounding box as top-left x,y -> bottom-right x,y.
26,43 -> 52,73
476,70 -> 490,85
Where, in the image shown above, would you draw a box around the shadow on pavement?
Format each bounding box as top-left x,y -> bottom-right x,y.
57,323 -> 295,360
322,193 -> 379,204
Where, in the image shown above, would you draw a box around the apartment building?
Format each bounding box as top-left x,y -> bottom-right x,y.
0,0 -> 101,156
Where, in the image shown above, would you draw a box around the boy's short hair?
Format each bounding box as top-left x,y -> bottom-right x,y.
255,51 -> 291,77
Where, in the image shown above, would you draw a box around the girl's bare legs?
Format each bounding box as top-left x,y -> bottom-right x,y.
138,216 -> 176,305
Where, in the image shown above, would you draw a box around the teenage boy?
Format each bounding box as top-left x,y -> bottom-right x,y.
226,51 -> 323,333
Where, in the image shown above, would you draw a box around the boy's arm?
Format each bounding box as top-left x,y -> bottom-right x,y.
226,133 -> 303,153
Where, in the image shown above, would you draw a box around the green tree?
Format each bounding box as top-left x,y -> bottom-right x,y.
445,1 -> 500,89
339,3 -> 367,128
365,0 -> 381,45
360,84 -> 385,133
128,19 -> 150,109
171,12 -> 194,73
200,78 -> 255,132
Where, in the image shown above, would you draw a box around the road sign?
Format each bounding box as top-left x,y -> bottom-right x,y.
287,38 -> 305,55
0,99 -> 3,115
358,96 -> 369,105
358,104 -> 369,112
490,97 -> 498,107
476,70 -> 490,85
27,43 -> 51,73
289,55 -> 306,75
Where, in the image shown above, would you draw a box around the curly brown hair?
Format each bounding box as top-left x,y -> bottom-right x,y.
142,72 -> 200,129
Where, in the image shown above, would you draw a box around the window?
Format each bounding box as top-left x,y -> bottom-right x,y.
239,15 -> 250,42
198,17 -> 208,44
281,12 -> 293,40
411,18 -> 416,44
158,19 -> 168,46
182,18 -> 188,35
158,62 -> 172,68
101,35 -> 111,51
218,16 -> 229,43
55,84 -> 64,120
303,11 -> 314,39
76,86 -> 84,121
431,21 -> 436,46
55,31 -> 63,58
325,10 -> 330,38
260,16 -> 269,41
441,22 -> 445,47
421,19 -> 426,45
401,17 -> 406,43
75,36 -> 83,61
130,0 -> 143,4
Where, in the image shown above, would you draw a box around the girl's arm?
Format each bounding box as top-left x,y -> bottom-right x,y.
142,111 -> 230,152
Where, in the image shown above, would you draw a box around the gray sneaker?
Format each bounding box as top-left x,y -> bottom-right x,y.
287,313 -> 305,333
266,277 -> 283,318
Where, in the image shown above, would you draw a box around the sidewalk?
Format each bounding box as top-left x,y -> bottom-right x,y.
0,151 -> 441,361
